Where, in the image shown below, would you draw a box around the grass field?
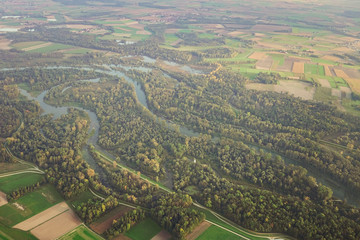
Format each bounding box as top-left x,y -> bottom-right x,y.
0,184 -> 62,226
195,208 -> 268,240
196,225 -> 243,240
59,224 -> 103,240
125,218 -> 162,240
27,43 -> 74,53
0,173 -> 44,194
0,222 -> 37,240
70,190 -> 94,208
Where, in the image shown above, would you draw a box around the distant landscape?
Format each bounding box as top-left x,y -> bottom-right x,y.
0,0 -> 360,240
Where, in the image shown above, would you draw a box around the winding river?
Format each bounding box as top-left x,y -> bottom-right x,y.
11,62 -> 360,208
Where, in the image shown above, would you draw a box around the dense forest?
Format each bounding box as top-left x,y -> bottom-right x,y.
1,17 -> 360,240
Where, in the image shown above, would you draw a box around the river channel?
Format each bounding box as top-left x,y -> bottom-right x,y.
11,62 -> 360,208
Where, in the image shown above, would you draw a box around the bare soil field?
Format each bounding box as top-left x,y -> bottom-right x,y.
332,88 -> 342,98
248,52 -> 266,60
13,201 -> 69,231
90,206 -> 132,234
0,37 -> 12,50
227,31 -> 244,37
246,80 -> 315,100
251,24 -> 292,33
136,30 -> 152,35
22,42 -> 53,51
151,230 -> 172,240
113,235 -> 132,240
277,57 -> 294,72
334,69 -> 349,79
65,24 -> 98,29
165,29 -> 180,34
322,55 -> 343,62
30,208 -> 81,240
333,47 -> 353,53
342,78 -> 360,94
321,64 -> 333,77
186,221 -> 211,240
256,56 -> 273,70
292,62 -> 304,74
0,191 -> 8,207
170,39 -> 183,46
318,79 -> 331,88
343,68 -> 360,79
340,86 -> 352,98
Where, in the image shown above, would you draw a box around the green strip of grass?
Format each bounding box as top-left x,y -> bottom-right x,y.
59,225 -> 103,240
125,218 -> 162,240
0,173 -> 44,194
0,222 -> 38,240
0,184 -> 63,226
196,225 -> 244,240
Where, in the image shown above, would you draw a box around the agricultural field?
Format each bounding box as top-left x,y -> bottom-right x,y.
125,218 -> 162,240
0,173 -> 44,194
196,225 -> 242,240
0,184 -> 62,226
59,224 -> 103,240
90,205 -> 133,234
1,0 -> 360,240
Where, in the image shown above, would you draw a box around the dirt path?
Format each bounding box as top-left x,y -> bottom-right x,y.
186,221 -> 211,240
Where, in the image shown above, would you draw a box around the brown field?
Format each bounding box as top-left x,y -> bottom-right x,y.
246,80 -> 315,100
318,79 -> 331,88
251,24 -> 292,33
90,206 -> 132,234
14,202 -> 69,231
186,221 -> 211,240
170,39 -> 183,46
22,42 -> 53,51
30,209 -> 81,240
322,55 -> 343,62
342,78 -> 360,94
66,24 -> 98,29
165,29 -> 180,34
151,230 -> 172,240
0,191 -> 8,207
227,31 -> 244,37
292,62 -> 304,74
136,30 -> 152,35
333,47 -> 353,53
256,41 -> 285,50
248,52 -> 266,60
0,37 -> 12,50
343,68 -> 360,79
256,56 -> 273,70
277,57 -> 294,72
340,86 -> 352,98
113,235 -> 132,240
321,64 -> 333,76
334,69 -> 349,79
332,88 -> 342,98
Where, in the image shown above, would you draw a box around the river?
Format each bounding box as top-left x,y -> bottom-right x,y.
12,63 -> 360,208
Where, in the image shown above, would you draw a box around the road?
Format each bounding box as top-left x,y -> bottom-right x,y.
94,148 -> 286,240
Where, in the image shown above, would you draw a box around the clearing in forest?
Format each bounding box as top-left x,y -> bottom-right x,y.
90,205 -> 132,234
